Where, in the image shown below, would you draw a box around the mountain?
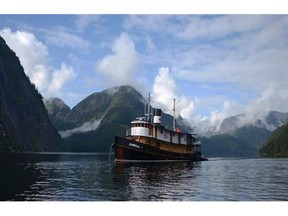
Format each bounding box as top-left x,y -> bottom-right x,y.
45,85 -> 193,152
260,123 -> 288,157
266,111 -> 288,130
200,110 -> 288,157
44,97 -> 71,130
219,114 -> 246,134
0,36 -> 62,152
202,125 -> 271,157
216,111 -> 288,135
61,85 -> 145,152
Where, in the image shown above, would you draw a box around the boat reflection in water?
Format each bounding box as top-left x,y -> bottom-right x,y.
112,160 -> 199,201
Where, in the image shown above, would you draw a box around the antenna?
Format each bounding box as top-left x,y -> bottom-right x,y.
148,92 -> 151,122
144,100 -> 147,117
173,98 -> 176,131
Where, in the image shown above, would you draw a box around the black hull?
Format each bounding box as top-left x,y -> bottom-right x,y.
113,136 -> 207,161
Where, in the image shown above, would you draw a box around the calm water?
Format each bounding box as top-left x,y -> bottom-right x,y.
1,153 -> 288,201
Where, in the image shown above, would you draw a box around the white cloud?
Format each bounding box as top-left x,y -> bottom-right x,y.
48,63 -> 76,94
0,28 -> 76,96
173,16 -> 288,91
152,67 -> 176,108
31,65 -> 50,92
123,15 -> 177,34
145,35 -> 156,51
96,32 -> 139,86
152,67 -> 196,121
3,15 -> 288,135
196,100 -> 243,133
177,15 -> 268,40
75,15 -> 103,32
44,27 -> 91,50
152,16 -> 288,134
124,15 -> 270,41
59,119 -> 102,138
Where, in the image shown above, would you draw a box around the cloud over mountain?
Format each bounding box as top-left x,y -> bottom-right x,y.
2,15 -> 288,135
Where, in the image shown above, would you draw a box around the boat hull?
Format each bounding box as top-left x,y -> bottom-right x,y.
113,136 -> 207,161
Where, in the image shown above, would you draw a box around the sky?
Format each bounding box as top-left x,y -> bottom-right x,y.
1,14 -> 288,132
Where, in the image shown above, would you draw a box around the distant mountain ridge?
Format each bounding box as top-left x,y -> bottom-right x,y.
200,111 -> 288,157
218,114 -> 246,134
44,85 -> 192,152
0,35 -> 62,152
201,125 -> 271,157
206,111 -> 288,136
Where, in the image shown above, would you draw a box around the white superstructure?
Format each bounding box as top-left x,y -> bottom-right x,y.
126,93 -> 201,147
130,120 -> 153,137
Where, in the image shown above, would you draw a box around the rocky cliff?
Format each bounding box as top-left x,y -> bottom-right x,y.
0,36 -> 62,152
44,97 -> 71,131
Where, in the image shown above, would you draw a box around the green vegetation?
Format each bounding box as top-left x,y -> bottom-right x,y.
260,123 -> 288,157
202,126 -> 271,157
45,86 -> 145,152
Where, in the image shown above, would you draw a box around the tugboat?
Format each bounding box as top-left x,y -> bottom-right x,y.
112,94 -> 207,162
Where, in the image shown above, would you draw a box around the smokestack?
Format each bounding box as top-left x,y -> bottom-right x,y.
153,109 -> 162,125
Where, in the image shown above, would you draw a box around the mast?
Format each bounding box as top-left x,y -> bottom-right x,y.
145,92 -> 152,122
173,98 -> 176,131
148,92 -> 151,122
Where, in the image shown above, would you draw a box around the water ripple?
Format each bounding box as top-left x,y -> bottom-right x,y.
1,154 -> 288,201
